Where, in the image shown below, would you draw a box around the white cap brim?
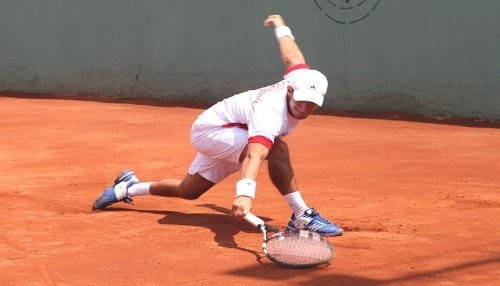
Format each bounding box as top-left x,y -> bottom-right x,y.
293,89 -> 324,106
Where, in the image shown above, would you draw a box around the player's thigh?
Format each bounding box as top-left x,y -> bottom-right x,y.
191,126 -> 247,163
189,153 -> 241,183
267,137 -> 290,162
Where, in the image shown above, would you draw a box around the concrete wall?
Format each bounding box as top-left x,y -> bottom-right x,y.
1,0 -> 499,120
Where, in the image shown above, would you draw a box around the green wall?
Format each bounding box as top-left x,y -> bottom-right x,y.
1,1 -> 499,120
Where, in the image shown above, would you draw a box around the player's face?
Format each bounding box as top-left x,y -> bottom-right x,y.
288,97 -> 318,119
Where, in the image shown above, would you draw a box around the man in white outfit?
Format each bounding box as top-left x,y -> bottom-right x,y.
93,15 -> 343,237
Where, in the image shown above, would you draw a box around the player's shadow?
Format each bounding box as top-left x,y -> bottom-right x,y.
105,203 -> 273,264
157,203 -> 263,248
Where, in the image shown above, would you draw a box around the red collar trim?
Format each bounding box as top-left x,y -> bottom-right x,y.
285,64 -> 311,75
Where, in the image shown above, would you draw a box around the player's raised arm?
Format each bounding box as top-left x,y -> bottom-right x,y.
264,14 -> 306,69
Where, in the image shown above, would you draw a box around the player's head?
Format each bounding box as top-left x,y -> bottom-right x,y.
287,69 -> 328,107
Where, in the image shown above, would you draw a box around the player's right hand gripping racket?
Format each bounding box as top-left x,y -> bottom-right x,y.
244,213 -> 334,268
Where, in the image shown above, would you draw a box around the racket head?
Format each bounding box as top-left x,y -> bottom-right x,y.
263,229 -> 334,269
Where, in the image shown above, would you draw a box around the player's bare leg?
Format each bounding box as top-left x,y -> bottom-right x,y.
267,137 -> 298,196
150,173 -> 215,200
92,171 -> 215,210
266,138 -> 343,236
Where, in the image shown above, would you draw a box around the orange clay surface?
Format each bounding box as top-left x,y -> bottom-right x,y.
1,94 -> 499,286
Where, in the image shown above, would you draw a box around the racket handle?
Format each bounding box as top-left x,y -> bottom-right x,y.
244,213 -> 265,228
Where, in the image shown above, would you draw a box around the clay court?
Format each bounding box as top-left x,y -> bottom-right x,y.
1,94 -> 499,285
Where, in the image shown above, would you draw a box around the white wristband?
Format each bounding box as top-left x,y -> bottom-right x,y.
236,178 -> 256,199
275,26 -> 295,40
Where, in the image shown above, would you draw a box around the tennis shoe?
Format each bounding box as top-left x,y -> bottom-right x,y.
287,208 -> 343,237
92,170 -> 139,210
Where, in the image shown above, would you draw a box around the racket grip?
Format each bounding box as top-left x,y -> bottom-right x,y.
244,213 -> 265,228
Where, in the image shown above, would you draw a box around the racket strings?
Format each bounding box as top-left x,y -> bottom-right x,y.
265,233 -> 333,266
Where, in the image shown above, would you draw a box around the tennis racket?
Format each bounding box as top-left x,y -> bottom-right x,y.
244,213 -> 334,268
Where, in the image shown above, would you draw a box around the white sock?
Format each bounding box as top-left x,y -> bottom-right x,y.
284,191 -> 309,217
127,182 -> 152,197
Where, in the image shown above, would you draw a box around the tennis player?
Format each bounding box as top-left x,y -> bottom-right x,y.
93,14 -> 343,237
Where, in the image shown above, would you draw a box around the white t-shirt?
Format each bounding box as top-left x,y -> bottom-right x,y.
192,65 -> 311,149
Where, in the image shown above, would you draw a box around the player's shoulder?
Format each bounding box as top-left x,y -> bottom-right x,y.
257,80 -> 287,96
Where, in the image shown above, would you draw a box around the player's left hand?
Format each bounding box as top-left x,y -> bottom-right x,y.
232,196 -> 253,219
263,14 -> 286,28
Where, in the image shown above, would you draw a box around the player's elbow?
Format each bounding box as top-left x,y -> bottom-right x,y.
247,151 -> 268,163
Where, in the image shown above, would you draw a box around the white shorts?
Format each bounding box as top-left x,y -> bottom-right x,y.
188,124 -> 248,183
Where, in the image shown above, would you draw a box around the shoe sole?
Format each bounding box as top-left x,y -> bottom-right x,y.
287,225 -> 343,237
114,169 -> 134,185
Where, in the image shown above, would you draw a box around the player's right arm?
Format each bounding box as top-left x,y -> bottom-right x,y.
263,14 -> 306,69
231,142 -> 270,219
